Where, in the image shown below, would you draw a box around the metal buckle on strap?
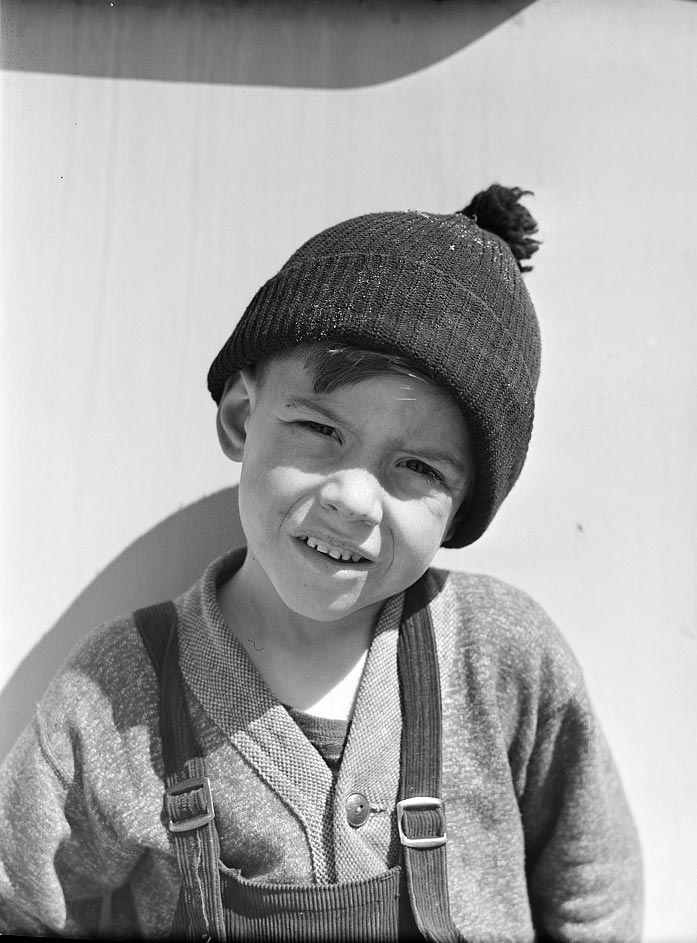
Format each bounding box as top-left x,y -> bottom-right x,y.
396,796 -> 447,849
165,776 -> 215,833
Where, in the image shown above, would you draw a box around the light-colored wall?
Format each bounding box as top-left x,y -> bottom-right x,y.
1,0 -> 696,938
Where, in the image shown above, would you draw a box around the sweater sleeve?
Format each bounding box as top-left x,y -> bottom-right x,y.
0,620 -> 171,938
520,682 -> 644,942
0,716 -> 110,937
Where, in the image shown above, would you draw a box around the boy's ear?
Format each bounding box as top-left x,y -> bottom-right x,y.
216,370 -> 255,461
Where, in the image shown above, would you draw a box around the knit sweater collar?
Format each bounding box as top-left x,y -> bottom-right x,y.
175,546 -> 406,882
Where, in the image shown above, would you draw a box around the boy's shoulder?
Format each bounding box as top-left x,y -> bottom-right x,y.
427,566 -> 584,725
35,611 -> 160,781
42,551 -> 222,724
428,565 -> 570,644
36,551 -> 229,768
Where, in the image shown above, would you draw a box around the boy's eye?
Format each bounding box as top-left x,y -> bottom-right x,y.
401,458 -> 443,482
301,420 -> 337,438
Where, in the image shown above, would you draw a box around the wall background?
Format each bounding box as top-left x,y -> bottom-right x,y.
1,0 -> 696,939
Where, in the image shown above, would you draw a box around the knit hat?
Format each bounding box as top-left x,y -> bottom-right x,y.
208,185 -> 541,547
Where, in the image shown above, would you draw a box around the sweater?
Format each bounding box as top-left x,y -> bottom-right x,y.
0,547 -> 643,940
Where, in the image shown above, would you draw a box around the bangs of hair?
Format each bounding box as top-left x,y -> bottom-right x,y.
301,343 -> 435,394
254,343 -> 434,392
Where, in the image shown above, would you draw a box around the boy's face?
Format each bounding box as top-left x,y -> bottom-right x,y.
229,350 -> 473,627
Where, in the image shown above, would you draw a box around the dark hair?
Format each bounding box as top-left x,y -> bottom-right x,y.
255,341 -> 439,395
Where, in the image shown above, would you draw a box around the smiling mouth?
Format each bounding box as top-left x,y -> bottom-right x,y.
298,535 -> 369,564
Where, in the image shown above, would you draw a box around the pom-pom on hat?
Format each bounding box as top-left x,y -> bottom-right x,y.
208,184 -> 541,547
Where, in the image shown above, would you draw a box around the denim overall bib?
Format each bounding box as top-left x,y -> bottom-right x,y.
136,578 -> 464,942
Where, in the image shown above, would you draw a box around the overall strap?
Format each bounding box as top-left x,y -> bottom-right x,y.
398,577 -> 465,943
135,585 -> 461,943
134,602 -> 226,942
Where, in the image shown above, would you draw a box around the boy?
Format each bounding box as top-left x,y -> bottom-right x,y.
0,187 -> 643,940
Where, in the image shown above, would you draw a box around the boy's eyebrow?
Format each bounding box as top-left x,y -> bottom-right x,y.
284,396 -> 469,480
283,395 -> 344,424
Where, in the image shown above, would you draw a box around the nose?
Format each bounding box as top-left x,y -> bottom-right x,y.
319,467 -> 383,526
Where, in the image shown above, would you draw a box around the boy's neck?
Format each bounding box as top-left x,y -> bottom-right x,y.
217,555 -> 380,721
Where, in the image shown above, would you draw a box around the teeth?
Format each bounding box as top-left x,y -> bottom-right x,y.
303,536 -> 365,563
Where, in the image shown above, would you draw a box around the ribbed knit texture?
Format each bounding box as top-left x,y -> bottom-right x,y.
207,211 -> 541,546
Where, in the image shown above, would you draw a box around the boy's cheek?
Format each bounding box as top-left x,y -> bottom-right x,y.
260,464 -> 317,501
403,492 -> 456,536
394,508 -> 449,557
241,466 -> 315,524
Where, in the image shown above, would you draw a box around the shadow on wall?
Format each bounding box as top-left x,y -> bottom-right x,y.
0,488 -> 244,763
0,0 -> 536,88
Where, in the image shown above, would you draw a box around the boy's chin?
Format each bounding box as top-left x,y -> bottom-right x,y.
277,588 -> 377,625
272,571 -> 391,627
